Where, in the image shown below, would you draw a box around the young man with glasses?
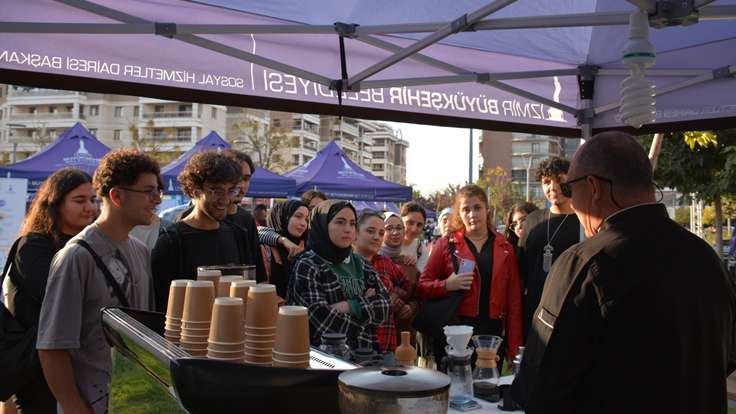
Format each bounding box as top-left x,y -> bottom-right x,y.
37,148 -> 160,414
151,151 -> 257,311
512,132 -> 736,413
516,156 -> 580,341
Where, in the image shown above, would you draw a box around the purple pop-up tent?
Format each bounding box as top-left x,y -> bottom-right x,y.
161,131 -> 296,198
284,141 -> 412,202
0,0 -> 735,138
0,122 -> 110,191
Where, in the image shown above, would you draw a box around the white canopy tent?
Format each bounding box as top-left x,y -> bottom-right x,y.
1,0 -> 735,137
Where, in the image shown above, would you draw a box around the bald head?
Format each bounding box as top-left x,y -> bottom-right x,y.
571,131 -> 654,199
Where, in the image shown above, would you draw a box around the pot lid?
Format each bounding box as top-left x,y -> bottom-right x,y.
338,366 -> 450,394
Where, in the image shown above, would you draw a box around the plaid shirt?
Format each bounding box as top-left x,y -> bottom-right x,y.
286,251 -> 391,354
371,254 -> 410,355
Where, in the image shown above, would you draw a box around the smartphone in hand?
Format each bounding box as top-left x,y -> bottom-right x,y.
458,258 -> 476,274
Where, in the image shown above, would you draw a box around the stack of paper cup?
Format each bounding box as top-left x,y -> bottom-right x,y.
244,284 -> 278,365
197,269 -> 221,306
230,280 -> 256,327
207,297 -> 246,363
180,280 -> 215,358
272,306 -> 310,369
164,279 -> 188,345
218,276 -> 244,298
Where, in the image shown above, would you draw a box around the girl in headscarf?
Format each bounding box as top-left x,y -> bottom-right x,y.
286,200 -> 392,354
261,200 -> 309,306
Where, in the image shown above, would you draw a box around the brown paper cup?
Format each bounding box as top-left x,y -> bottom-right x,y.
209,297 -> 246,343
245,344 -> 274,356
272,350 -> 310,362
245,284 -> 278,328
166,280 -> 189,319
272,357 -> 310,369
273,306 -> 310,355
208,355 -> 245,363
230,280 -> 256,320
181,321 -> 211,329
245,326 -> 276,335
182,281 -> 215,322
244,352 -> 273,364
218,276 -> 244,298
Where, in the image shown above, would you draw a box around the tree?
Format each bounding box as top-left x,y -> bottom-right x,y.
229,109 -> 294,172
476,166 -> 525,223
674,207 -> 690,226
638,129 -> 736,258
128,118 -> 181,165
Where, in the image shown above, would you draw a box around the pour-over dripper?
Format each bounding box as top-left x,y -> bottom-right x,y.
472,335 -> 503,386
444,325 -> 473,353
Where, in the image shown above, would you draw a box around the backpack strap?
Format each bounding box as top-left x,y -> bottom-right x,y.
69,239 -> 130,308
447,235 -> 459,274
1,238 -> 22,287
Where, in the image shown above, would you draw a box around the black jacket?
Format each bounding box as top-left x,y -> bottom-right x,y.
511,204 -> 736,414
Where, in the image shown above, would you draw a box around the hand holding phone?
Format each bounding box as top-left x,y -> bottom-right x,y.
458,258 -> 475,274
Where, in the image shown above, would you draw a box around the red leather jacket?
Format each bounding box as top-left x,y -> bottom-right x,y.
416,226 -> 523,358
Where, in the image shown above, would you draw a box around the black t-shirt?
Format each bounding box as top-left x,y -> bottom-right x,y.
151,221 -> 243,311
175,205 -> 267,284
466,234 -> 495,319
517,208 -> 580,338
6,232 -> 71,329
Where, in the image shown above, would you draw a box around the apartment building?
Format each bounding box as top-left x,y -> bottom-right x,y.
0,85 -> 227,163
0,84 -> 409,184
479,130 -> 570,202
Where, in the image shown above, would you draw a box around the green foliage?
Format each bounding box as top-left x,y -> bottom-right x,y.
476,166 -> 525,221
703,206 -> 716,227
229,109 -> 292,172
674,207 -> 690,225
128,118 -> 180,166
639,130 -> 736,205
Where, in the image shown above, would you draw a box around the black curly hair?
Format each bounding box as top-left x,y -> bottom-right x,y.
177,151 -> 243,197
93,148 -> 160,200
533,156 -> 571,181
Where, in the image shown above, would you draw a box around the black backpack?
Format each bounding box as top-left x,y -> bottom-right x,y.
0,238 -> 42,401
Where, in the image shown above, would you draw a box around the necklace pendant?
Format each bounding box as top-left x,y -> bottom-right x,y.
543,245 -> 554,273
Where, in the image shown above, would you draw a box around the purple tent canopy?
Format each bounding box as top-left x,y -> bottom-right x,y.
161,131 -> 296,198
354,200 -> 400,213
1,0 -> 735,137
284,141 -> 412,202
0,122 -> 110,191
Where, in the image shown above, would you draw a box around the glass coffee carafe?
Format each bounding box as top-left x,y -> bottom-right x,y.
472,335 -> 503,386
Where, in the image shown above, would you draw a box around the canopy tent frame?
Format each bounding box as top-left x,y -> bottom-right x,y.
2,0 -> 735,139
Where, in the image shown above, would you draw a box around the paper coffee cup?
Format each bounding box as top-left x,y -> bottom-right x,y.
209,297 -> 246,343
273,306 -> 310,355
245,284 -> 278,329
218,276 -> 244,298
182,281 -> 215,322
272,357 -> 310,369
166,280 -> 189,320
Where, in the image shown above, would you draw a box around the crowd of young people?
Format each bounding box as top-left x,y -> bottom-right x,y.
6,134 -> 732,413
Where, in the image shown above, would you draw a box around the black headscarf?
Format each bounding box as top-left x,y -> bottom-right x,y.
267,200 -> 307,245
308,200 -> 356,264
266,200 -> 307,298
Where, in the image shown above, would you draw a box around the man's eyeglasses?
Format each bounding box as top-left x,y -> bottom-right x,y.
118,187 -> 163,202
509,216 -> 526,232
358,209 -> 385,221
203,186 -> 240,200
560,175 -> 623,209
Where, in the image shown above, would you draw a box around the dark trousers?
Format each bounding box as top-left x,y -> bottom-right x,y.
14,371 -> 57,414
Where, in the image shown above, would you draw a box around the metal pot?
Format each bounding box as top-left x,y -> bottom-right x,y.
338,366 -> 450,414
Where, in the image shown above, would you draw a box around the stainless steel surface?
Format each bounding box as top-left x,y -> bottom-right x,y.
338,366 -> 450,414
102,308 -> 189,413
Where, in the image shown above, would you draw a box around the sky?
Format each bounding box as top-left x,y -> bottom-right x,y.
384,121 -> 481,196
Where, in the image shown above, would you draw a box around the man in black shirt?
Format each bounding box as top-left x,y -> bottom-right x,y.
517,156 -> 580,340
152,151 -> 263,311
512,131 -> 736,413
